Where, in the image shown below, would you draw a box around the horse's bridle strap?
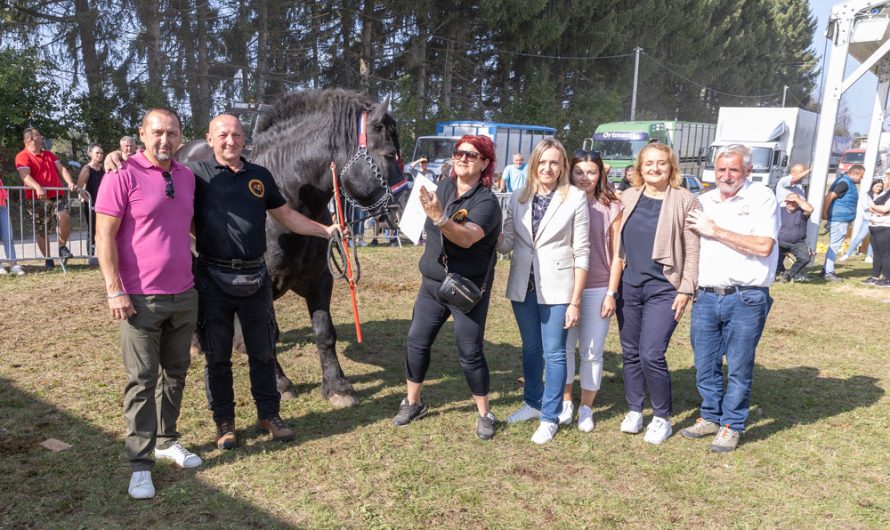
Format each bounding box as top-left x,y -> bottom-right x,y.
358,112 -> 367,148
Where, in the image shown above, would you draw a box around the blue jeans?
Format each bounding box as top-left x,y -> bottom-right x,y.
824,221 -> 850,273
512,290 -> 568,424
0,205 -> 16,261
690,288 -> 772,432
843,220 -> 873,259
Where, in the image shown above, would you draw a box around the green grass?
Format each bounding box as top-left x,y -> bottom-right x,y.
1,247 -> 888,529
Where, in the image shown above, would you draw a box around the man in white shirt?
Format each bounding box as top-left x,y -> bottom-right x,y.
682,144 -> 778,453
407,157 -> 435,181
774,164 -> 809,203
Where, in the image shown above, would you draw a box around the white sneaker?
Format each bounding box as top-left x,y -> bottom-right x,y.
838,254 -> 850,262
128,470 -> 155,499
865,256 -> 874,264
557,400 -> 573,425
506,403 -> 541,424
9,265 -> 25,276
643,416 -> 673,445
154,441 -> 202,468
531,421 -> 558,444
620,411 -> 644,434
577,405 -> 595,433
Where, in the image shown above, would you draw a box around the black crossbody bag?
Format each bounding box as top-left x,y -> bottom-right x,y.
437,234 -> 496,313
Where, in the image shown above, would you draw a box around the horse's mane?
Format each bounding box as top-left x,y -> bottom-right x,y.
253,89 -> 376,165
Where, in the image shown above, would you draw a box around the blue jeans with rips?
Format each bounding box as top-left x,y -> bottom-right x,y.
512,289 -> 568,424
824,221 -> 850,274
690,287 -> 772,432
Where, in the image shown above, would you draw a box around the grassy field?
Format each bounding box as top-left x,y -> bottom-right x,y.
1,246 -> 888,529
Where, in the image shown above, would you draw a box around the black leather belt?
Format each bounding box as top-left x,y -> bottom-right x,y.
698,285 -> 767,296
200,255 -> 265,270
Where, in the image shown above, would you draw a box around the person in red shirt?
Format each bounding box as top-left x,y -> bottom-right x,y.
15,128 -> 77,267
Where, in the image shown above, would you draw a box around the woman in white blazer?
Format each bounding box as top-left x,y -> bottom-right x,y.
499,138 -> 590,444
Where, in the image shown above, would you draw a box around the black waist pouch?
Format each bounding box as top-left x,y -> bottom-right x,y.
205,265 -> 267,297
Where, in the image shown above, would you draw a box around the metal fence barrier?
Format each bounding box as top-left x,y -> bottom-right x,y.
0,185 -> 94,272
0,186 -> 513,271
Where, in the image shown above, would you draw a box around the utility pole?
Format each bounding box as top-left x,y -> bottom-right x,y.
782,85 -> 789,106
631,47 -> 642,120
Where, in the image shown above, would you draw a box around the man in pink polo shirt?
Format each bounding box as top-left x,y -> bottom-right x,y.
95,108 -> 201,500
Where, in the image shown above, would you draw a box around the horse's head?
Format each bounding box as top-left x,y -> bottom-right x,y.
339,97 -> 406,224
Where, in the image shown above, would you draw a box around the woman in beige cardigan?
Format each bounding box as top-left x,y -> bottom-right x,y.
614,142 -> 700,445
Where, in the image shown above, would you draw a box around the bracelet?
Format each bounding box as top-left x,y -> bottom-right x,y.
107,291 -> 126,299
433,215 -> 448,227
569,302 -> 580,308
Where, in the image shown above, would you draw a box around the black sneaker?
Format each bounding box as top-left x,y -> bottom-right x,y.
823,272 -> 842,282
862,277 -> 879,285
59,245 -> 73,260
475,411 -> 496,440
45,259 -> 55,270
875,279 -> 890,287
392,399 -> 428,427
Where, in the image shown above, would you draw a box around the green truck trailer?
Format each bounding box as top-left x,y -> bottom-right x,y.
590,120 -> 716,182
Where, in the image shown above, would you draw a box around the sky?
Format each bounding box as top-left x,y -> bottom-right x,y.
809,0 -> 881,135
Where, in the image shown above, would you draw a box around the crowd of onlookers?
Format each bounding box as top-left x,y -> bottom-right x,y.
0,133 -> 136,274
3,125 -> 885,288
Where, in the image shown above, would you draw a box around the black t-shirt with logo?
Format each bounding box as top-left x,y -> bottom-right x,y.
190,158 -> 287,261
418,176 -> 502,286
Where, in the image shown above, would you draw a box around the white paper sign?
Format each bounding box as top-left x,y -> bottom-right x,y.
398,175 -> 438,245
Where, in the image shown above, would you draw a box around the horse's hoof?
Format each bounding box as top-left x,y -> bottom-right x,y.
280,389 -> 298,401
328,393 -> 359,408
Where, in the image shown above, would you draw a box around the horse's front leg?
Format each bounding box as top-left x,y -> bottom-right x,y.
304,274 -> 359,408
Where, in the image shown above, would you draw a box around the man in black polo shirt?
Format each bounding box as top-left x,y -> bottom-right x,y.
195,115 -> 340,449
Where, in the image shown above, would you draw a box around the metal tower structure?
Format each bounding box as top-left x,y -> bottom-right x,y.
808,0 -> 890,249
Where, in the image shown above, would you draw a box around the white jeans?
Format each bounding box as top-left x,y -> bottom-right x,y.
565,287 -> 611,391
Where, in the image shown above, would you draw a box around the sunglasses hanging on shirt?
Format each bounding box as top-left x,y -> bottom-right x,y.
162,171 -> 175,199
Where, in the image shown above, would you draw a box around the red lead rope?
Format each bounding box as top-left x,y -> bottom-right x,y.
330,161 -> 363,343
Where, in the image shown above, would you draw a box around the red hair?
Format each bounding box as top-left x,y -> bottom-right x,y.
454,134 -> 496,188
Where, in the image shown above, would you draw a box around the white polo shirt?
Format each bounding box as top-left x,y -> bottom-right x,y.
698,180 -> 779,288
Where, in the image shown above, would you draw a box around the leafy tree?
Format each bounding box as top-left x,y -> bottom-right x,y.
0,48 -> 72,170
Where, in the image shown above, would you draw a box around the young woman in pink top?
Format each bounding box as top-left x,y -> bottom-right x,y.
560,150 -> 623,432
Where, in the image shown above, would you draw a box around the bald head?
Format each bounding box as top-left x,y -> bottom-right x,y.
789,164 -> 810,184
207,114 -> 245,168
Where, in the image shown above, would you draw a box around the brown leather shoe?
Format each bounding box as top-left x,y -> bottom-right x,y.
216,419 -> 237,450
256,416 -> 295,442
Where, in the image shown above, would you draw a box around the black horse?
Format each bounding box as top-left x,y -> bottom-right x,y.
177,89 -> 403,408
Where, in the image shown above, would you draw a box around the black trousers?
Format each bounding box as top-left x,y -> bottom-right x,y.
616,279 -> 678,418
405,277 -> 493,396
196,264 -> 280,422
778,239 -> 811,278
870,226 -> 890,278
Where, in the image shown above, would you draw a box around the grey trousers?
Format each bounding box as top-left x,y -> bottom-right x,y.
120,289 -> 198,471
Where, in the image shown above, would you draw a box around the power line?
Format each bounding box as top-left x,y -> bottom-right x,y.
641,53 -> 784,100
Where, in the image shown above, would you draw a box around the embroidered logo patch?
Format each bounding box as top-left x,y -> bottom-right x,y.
450,208 -> 469,224
248,179 -> 265,198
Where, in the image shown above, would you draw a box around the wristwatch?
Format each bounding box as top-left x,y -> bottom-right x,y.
606,290 -> 617,298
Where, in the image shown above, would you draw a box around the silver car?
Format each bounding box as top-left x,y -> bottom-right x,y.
680,174 -> 703,196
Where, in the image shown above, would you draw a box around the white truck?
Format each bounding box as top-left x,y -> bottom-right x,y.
702,107 -> 819,188
409,121 -> 556,178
